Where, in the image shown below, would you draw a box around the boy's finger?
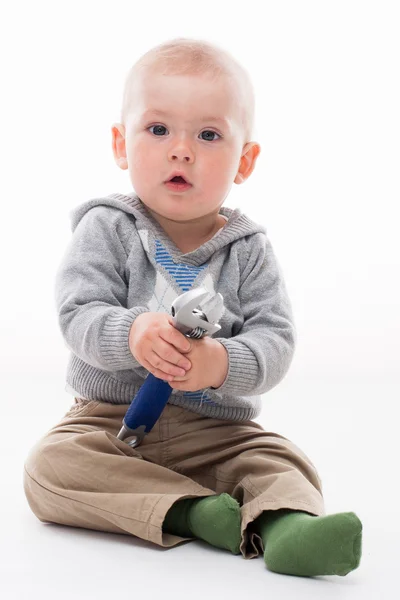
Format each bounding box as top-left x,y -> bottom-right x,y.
160,326 -> 191,353
175,333 -> 191,352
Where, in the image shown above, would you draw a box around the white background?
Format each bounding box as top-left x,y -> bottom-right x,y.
1,1 -> 399,598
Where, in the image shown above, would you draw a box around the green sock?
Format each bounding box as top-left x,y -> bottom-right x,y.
162,493 -> 241,555
256,508 -> 363,577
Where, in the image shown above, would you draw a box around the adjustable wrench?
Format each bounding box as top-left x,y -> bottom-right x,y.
117,287 -> 224,448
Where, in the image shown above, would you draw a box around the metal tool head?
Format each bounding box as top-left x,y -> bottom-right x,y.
171,288 -> 224,337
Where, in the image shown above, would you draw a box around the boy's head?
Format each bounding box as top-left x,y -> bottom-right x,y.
112,38 -> 260,228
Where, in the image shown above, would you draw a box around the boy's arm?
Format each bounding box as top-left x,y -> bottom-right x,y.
212,234 -> 296,396
55,206 -> 148,372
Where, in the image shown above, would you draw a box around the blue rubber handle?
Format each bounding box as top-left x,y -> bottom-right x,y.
123,373 -> 172,433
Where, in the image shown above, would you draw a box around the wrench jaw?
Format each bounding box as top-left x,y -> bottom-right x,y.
171,288 -> 224,338
184,311 -> 221,338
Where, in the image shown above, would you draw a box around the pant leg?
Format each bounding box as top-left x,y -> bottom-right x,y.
162,408 -> 325,559
23,399 -> 215,548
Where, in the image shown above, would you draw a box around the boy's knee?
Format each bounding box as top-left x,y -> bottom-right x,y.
24,439 -> 52,486
23,441 -> 54,522
24,433 -> 78,523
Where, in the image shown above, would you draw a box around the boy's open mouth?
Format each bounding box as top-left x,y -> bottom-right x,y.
164,173 -> 193,191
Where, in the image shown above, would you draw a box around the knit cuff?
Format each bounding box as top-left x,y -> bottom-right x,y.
99,306 -> 149,370
211,338 -> 259,394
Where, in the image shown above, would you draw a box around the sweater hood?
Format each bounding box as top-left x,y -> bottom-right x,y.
70,192 -> 266,267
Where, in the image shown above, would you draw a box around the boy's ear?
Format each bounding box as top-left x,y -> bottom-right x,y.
234,142 -> 261,184
111,123 -> 128,170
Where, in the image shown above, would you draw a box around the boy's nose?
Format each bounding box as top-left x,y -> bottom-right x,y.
168,142 -> 194,163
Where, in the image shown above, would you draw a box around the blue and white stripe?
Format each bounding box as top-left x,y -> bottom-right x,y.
155,239 -> 206,292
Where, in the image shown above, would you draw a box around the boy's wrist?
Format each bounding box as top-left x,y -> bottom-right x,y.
210,339 -> 229,389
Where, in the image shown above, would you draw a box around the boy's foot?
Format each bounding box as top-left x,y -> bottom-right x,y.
257,509 -> 362,577
163,493 -> 241,554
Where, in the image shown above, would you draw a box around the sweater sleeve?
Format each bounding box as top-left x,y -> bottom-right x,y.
54,206 -> 149,371
212,234 -> 296,396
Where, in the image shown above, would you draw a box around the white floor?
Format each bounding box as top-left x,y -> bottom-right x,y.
2,377 -> 397,599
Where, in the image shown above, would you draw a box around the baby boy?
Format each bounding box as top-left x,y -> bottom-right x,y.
23,37 -> 362,578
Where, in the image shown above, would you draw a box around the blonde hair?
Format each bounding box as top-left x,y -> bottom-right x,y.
120,37 -> 255,143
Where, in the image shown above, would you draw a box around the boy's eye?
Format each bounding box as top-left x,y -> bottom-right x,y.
149,125 -> 168,136
199,130 -> 220,141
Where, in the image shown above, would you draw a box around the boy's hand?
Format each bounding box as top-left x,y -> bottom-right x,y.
129,312 -> 193,381
170,337 -> 228,392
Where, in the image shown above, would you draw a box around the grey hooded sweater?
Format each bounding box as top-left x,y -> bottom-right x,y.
55,192 -> 296,421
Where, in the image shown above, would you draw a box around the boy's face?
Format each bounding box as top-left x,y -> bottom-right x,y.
112,71 -> 260,224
